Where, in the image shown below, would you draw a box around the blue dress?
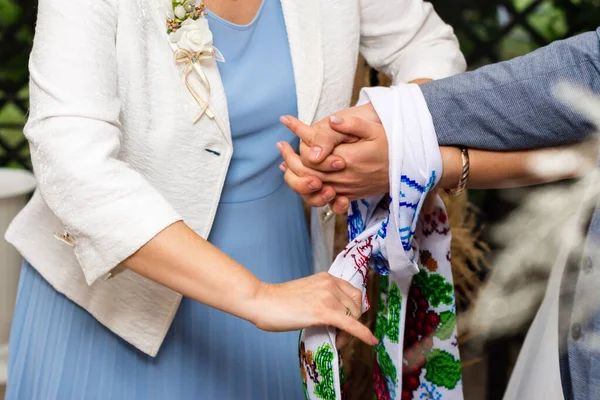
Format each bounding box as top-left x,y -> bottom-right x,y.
6,1 -> 310,398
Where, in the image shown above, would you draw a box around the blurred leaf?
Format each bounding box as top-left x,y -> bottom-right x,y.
0,0 -> 20,26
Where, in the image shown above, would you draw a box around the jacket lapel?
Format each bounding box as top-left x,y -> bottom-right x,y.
280,0 -> 324,124
152,0 -> 324,137
152,0 -> 232,145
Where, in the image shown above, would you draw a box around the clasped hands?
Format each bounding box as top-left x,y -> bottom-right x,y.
277,103 -> 390,214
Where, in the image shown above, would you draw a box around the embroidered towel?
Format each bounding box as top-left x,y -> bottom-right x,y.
299,84 -> 463,400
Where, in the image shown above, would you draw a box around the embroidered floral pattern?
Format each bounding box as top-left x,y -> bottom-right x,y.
343,237 -> 374,289
299,167 -> 462,400
420,207 -> 450,238
419,382 -> 442,400
402,283 -> 441,400
424,350 -> 461,390
412,269 -> 453,308
434,311 -> 457,341
300,340 -> 320,388
314,344 -> 336,400
419,250 -> 439,272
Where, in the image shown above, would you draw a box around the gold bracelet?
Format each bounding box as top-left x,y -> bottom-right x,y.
444,147 -> 470,196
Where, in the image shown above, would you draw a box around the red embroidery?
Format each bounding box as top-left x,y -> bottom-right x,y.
419,207 -> 451,238
343,237 -> 374,288
373,352 -> 391,400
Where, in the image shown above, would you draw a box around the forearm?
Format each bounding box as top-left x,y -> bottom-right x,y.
422,29 -> 600,150
438,143 -> 593,190
124,221 -> 260,323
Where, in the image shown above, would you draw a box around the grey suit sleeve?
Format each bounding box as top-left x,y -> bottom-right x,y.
420,28 -> 600,150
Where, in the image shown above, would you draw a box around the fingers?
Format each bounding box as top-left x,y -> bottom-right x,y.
333,276 -> 363,312
312,272 -> 376,346
278,141 -> 345,205
337,294 -> 361,323
329,115 -> 383,140
277,141 -> 322,178
326,311 -> 377,346
279,116 -> 316,144
283,166 -> 323,195
277,141 -> 325,179
301,187 -> 338,208
276,140 -> 350,212
331,196 -> 350,215
299,141 -> 347,173
280,115 -> 346,163
322,274 -> 376,347
277,142 -> 327,196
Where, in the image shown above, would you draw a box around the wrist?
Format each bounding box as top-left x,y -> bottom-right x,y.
438,146 -> 462,189
355,103 -> 381,124
243,280 -> 273,327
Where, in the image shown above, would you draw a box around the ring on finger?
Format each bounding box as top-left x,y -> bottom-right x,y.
345,307 -> 352,318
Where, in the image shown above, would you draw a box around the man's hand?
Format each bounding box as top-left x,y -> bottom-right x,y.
278,114 -> 390,214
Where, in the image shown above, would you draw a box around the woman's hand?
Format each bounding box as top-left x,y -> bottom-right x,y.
278,115 -> 390,214
126,222 -> 377,349
280,103 -> 381,163
249,272 -> 378,347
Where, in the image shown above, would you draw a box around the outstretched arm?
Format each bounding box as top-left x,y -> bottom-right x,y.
297,29 -> 600,168
279,115 -> 594,214
422,28 -> 600,150
280,30 -> 600,211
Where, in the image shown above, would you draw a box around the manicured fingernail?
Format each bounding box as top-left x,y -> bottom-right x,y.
279,116 -> 290,126
332,161 -> 343,170
279,163 -> 287,172
276,141 -> 283,151
322,191 -> 335,202
372,336 -> 379,345
308,181 -> 319,190
310,146 -> 322,160
330,115 -> 343,125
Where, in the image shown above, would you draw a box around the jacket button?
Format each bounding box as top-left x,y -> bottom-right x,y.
582,256 -> 593,274
571,323 -> 582,341
53,230 -> 75,247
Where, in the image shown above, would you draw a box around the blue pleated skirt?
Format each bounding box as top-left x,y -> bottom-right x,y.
6,183 -> 311,399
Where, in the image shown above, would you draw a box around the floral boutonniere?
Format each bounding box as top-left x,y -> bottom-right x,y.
166,0 -> 224,122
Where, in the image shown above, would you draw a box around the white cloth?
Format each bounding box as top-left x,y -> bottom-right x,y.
300,84 -> 463,399
502,264 -> 565,399
502,239 -> 569,399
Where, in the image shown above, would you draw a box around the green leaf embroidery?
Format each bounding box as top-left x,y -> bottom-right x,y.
314,344 -> 336,400
374,276 -> 402,343
434,311 -> 457,341
413,269 -> 453,307
424,350 -> 462,389
385,282 -> 401,343
376,343 -> 397,384
374,277 -> 388,341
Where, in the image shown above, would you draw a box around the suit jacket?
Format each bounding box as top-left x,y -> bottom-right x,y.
420,28 -> 600,400
5,0 -> 465,356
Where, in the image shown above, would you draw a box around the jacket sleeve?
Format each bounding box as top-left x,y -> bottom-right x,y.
25,0 -> 182,285
421,29 -> 600,150
359,0 -> 467,83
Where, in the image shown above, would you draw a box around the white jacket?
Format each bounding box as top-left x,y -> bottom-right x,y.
5,0 -> 465,356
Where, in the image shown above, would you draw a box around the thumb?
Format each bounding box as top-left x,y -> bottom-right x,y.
328,115 -> 383,140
